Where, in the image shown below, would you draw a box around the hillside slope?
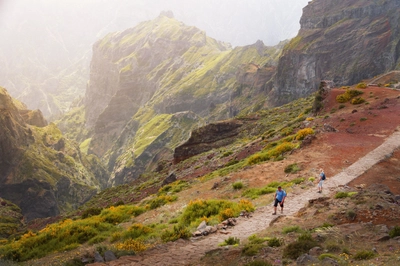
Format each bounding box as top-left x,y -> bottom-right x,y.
0,87 -> 109,221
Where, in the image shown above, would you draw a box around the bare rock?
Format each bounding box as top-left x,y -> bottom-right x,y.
309,246 -> 323,256
296,254 -> 318,265
104,250 -> 117,262
94,251 -> 104,262
162,172 -> 177,186
321,257 -> 340,266
197,220 -> 207,232
376,234 -> 390,242
323,123 -> 338,132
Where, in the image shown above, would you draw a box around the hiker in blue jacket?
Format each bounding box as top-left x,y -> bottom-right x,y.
318,168 -> 326,193
273,186 -> 287,215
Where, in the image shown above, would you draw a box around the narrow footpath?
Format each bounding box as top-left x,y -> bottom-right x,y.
91,127 -> 400,266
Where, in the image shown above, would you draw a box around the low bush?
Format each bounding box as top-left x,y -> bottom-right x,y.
114,239 -> 150,253
267,237 -> 282,247
146,195 -> 177,210
353,250 -> 376,260
318,253 -> 340,260
291,177 -> 305,185
336,89 -> 363,103
282,225 -> 301,234
220,236 -> 240,246
283,238 -> 317,259
389,225 -> 400,238
232,182 -> 244,190
242,186 -> 276,199
160,224 -> 191,242
242,243 -> 264,256
351,97 -> 365,105
81,207 -> 102,219
356,82 -> 367,89
179,199 -> 254,226
284,163 -> 301,174
296,128 -> 314,140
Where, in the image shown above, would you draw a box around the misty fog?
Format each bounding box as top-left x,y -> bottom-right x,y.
0,0 -> 310,116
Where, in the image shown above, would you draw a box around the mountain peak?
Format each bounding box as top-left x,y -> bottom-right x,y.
159,10 -> 174,19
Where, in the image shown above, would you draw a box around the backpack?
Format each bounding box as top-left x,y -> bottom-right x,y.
321,173 -> 326,180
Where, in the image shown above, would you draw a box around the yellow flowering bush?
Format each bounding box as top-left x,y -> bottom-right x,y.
296,128 -> 314,140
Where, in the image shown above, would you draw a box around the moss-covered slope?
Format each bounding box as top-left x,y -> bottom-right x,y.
0,87 -> 109,221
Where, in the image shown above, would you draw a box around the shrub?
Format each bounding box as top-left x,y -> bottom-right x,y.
291,177 -> 305,185
242,186 -> 276,199
336,89 -> 363,103
248,234 -> 267,244
356,82 -> 367,89
267,237 -> 282,247
306,117 -> 314,121
318,253 -> 340,260
232,182 -> 244,190
389,225 -> 400,238
334,191 -> 357,199
146,195 -> 177,210
81,207 -> 102,219
114,239 -> 150,253
179,199 -> 254,226
308,177 -> 316,182
360,117 -> 367,121
351,97 -> 365,105
100,205 -> 145,224
284,163 -> 301,174
296,128 -> 314,140
282,225 -> 301,234
220,236 -> 240,246
222,151 -> 233,158
338,104 -> 346,109
325,243 -> 341,252
122,223 -> 152,240
160,224 -> 191,242
225,159 -> 239,167
283,236 -> 317,259
280,127 -> 293,136
242,243 -> 264,256
346,210 -> 356,220
353,250 -> 376,260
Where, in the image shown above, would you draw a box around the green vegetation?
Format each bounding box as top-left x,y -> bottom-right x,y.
351,97 -> 365,105
284,163 -> 301,173
232,182 -> 244,190
353,250 -> 376,260
356,82 -> 367,89
219,236 -> 240,246
334,191 -> 357,199
282,225 -> 301,234
283,232 -> 317,259
389,225 -> 400,238
245,261 -> 272,266
336,89 -> 364,103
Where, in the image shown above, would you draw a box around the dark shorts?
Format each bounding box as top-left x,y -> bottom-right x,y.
274,199 -> 284,207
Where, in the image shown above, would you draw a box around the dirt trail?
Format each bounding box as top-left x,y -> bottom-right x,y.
90,127 -> 400,266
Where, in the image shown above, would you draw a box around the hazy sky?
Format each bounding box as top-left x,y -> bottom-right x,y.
0,0 -> 310,113
0,0 -> 310,47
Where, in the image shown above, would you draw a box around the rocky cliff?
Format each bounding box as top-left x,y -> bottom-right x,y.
0,87 -> 109,221
274,0 -> 400,104
82,13 -> 282,184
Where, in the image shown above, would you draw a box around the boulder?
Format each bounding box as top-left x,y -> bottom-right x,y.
296,254 -> 318,265
104,250 -> 117,262
162,173 -> 177,186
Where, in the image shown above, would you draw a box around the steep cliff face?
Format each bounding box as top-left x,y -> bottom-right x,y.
0,87 -> 109,221
274,0 -> 400,104
85,13 -> 281,159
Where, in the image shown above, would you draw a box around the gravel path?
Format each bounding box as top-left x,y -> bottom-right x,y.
89,127 -> 400,266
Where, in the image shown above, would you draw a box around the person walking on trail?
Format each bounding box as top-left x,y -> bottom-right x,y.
318,168 -> 326,193
273,186 -> 286,215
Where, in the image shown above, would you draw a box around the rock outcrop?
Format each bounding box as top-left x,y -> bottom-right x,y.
0,87 -> 109,221
274,0 -> 400,105
174,120 -> 243,163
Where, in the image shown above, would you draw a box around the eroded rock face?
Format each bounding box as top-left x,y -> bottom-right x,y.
274,0 -> 400,105
0,87 -> 107,221
174,120 -> 243,163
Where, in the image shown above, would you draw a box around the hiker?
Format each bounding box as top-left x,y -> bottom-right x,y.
318,168 -> 326,193
273,186 -> 286,215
